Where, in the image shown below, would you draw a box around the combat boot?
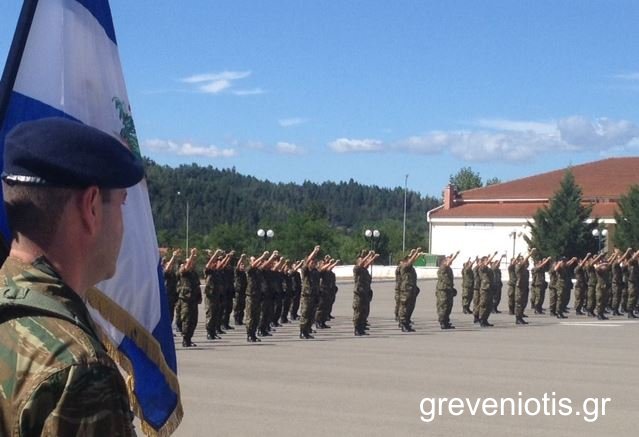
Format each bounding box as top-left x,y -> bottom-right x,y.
402,323 -> 415,332
473,315 -> 479,324
280,316 -> 289,324
479,319 -> 493,327
556,312 -> 567,319
628,311 -> 637,318
575,309 -> 584,315
516,317 -> 528,325
612,309 -> 621,316
597,314 -> 608,320
587,310 -> 595,317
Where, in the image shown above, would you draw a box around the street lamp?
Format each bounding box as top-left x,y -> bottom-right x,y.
364,229 -> 381,276
177,191 -> 189,254
257,228 -> 274,250
508,225 -> 527,259
592,228 -> 608,253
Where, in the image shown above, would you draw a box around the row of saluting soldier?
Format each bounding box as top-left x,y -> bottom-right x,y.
162,245 -> 639,347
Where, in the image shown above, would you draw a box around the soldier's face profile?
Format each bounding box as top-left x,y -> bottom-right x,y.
96,188 -> 128,281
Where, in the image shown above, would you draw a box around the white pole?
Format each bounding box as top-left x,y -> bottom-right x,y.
402,174 -> 408,253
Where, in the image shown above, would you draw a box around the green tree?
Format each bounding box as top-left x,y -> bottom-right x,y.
614,185 -> 639,250
485,177 -> 502,186
524,170 -> 598,259
449,167 -> 482,191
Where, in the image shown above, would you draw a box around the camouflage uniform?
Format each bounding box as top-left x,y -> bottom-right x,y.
326,270 -> 338,319
515,263 -> 529,321
352,265 -> 371,335
595,266 -> 612,319
394,265 -> 401,321
611,262 -> 624,314
435,264 -> 455,327
315,270 -> 332,326
478,265 -> 493,325
491,264 -> 503,312
280,271 -> 293,323
259,270 -> 275,335
204,268 -> 222,338
507,263 -> 516,315
560,265 -> 573,313
554,266 -> 566,316
573,264 -> 587,314
531,264 -> 548,313
179,269 -> 201,345
289,270 -> 302,320
472,265 -> 481,320
269,270 -> 284,327
398,264 -> 419,328
221,265 -> 235,329
0,257 -> 135,436
163,267 -> 178,326
586,264 -> 597,315
299,264 -> 320,337
627,260 -> 638,317
233,266 -> 247,325
244,266 -> 263,341
548,267 -> 559,315
461,264 -> 474,313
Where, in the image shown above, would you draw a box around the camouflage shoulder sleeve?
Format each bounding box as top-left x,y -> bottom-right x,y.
0,316 -> 135,437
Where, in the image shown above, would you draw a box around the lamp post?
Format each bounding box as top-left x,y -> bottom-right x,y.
402,174 -> 408,253
509,226 -> 527,259
257,228 -> 274,250
364,229 -> 381,276
177,191 -> 189,254
592,228 -> 608,253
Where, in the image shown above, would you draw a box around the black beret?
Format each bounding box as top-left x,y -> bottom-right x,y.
3,117 -> 144,188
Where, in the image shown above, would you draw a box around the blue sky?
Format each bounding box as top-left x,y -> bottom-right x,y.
2,0 -> 639,197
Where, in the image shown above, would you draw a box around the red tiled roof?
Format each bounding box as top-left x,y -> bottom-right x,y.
461,157 -> 639,201
431,201 -> 619,219
430,157 -> 638,219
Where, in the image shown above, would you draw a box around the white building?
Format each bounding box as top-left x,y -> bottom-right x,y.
427,157 -> 639,270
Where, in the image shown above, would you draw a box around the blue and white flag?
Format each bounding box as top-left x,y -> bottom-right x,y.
0,1 -> 182,435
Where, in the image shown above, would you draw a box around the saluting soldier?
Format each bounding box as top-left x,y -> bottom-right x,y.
515,249 -> 535,325
461,258 -> 475,314
179,248 -> 201,347
436,251 -> 459,329
626,250 -> 639,318
594,253 -> 615,320
299,246 -> 322,339
398,248 -> 423,331
163,249 -> 181,328
478,252 -> 498,327
233,254 -> 248,325
507,257 -> 517,315
573,254 -> 591,315
244,251 -> 270,342
353,250 -> 378,336
288,260 -> 304,320
585,254 -> 602,317
491,255 -> 506,313
531,256 -> 551,314
203,249 -> 224,340
279,259 -> 293,324
611,248 -> 632,315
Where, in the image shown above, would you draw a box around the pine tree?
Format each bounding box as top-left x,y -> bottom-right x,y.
613,185 -> 639,250
525,170 -> 598,259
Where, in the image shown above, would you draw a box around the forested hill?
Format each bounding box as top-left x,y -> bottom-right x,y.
144,159 -> 441,260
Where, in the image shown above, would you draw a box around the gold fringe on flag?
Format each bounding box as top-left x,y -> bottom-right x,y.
87,286 -> 183,436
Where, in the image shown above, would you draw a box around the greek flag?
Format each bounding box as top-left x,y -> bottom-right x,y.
0,1 -> 182,435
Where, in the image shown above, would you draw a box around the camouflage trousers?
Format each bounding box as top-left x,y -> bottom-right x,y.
515,286 -> 528,318
168,290 -> 178,326
507,284 -> 515,314
243,292 -> 262,336
174,299 -> 183,331
461,285 -> 473,310
272,291 -> 282,325
180,298 -> 199,341
627,284 -> 637,314
221,289 -> 234,327
280,290 -> 291,322
573,284 -> 586,312
315,290 -> 331,323
259,293 -> 274,331
233,290 -> 246,324
531,284 -> 546,312
398,288 -> 418,324
299,292 -> 318,333
611,283 -> 623,312
472,288 -> 481,318
548,287 -> 557,314
436,289 -> 454,324
478,288 -> 492,321
353,293 -> 370,330
586,286 -> 596,313
204,291 -> 222,336
289,290 -> 301,318
492,285 -> 502,310
394,287 -> 400,320
596,286 -> 610,317
328,287 -> 338,318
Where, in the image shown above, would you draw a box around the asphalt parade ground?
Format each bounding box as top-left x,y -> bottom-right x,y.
172,279 -> 639,437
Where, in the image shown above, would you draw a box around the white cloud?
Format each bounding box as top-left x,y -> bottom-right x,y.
142,139 -> 236,158
328,138 -> 385,153
278,117 -> 308,127
276,142 -> 304,155
180,71 -> 255,95
612,72 -> 639,81
233,88 -> 266,96
327,116 -> 639,163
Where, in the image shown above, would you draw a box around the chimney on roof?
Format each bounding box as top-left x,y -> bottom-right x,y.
443,184 -> 457,210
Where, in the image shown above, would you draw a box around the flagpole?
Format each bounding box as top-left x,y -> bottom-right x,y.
0,0 -> 39,263
0,0 -> 39,124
